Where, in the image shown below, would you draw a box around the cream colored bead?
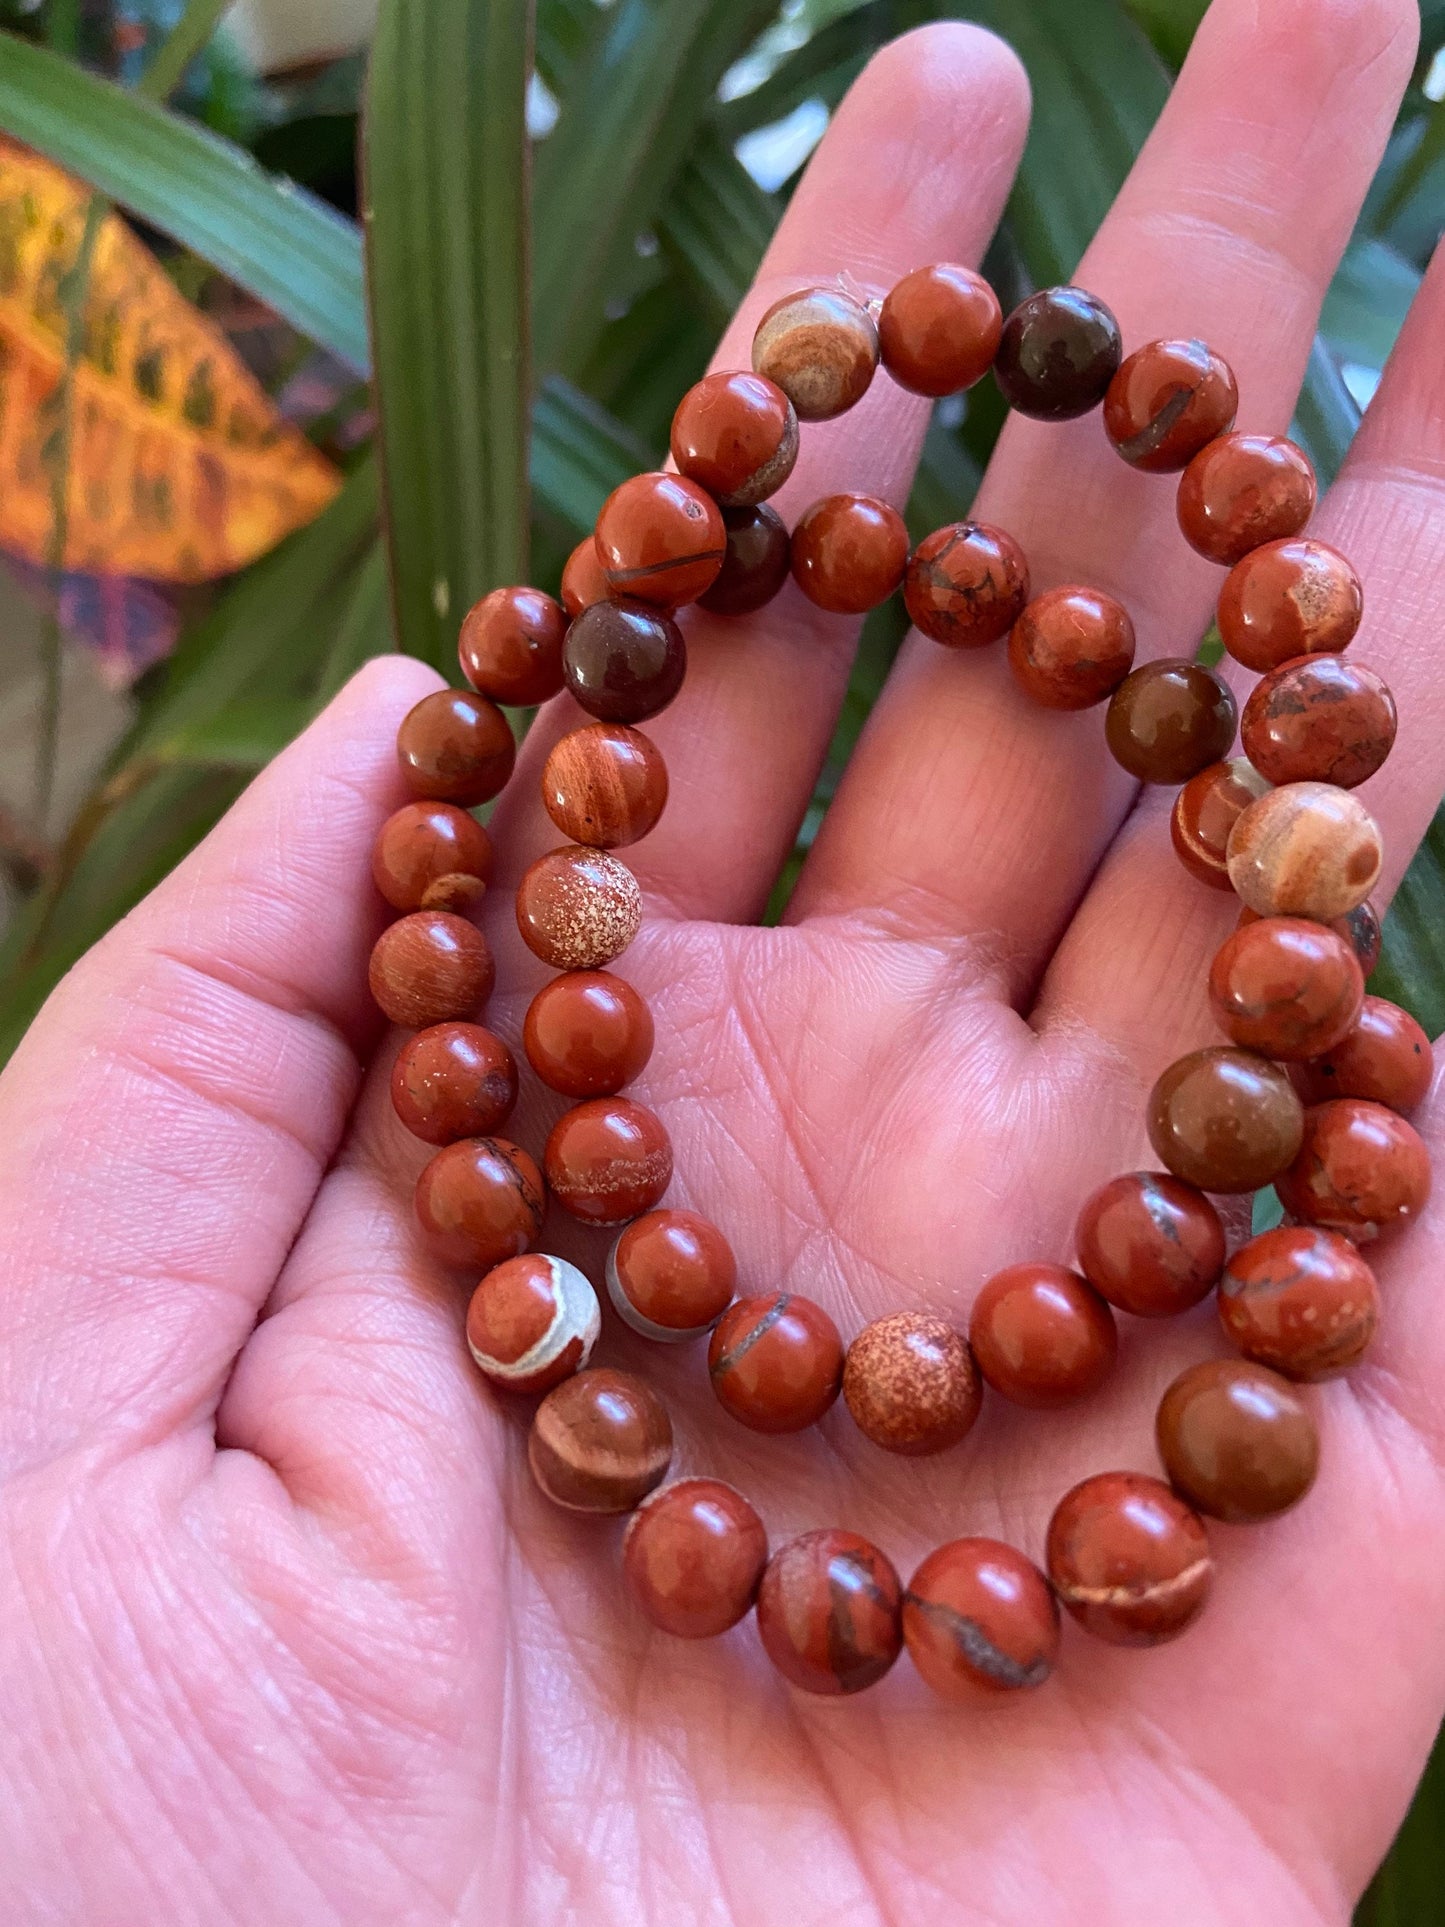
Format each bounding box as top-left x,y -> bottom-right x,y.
751,286 -> 878,422
466,1254 -> 600,1395
1227,781 -> 1382,920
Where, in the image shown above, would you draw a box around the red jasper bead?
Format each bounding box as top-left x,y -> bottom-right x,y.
561,599 -> 686,725
1241,656 -> 1397,790
1207,916 -> 1363,1061
968,1262 -> 1117,1408
1275,1098 -> 1432,1242
606,1209 -> 735,1341
1006,584 -> 1135,709
595,472 -> 725,608
841,1312 -> 982,1456
1047,1472 -> 1212,1646
623,1479 -> 768,1638
1239,902 -> 1384,982
371,800 -> 493,915
1226,783 -> 1383,922
1217,538 -> 1362,673
414,1136 -> 545,1271
878,264 -> 1002,397
1170,758 -> 1270,891
697,504 -> 792,617
903,1539 -> 1060,1700
904,521 -> 1029,648
1074,1171 -> 1225,1318
755,1529 -> 902,1695
523,969 -> 654,1098
1297,996 -> 1433,1113
994,286 -> 1121,421
368,911 -> 494,1029
751,286 -> 878,422
1218,1225 -> 1378,1379
1147,1046 -> 1303,1192
542,723 -> 668,849
544,1097 -> 672,1226
1104,658 -> 1236,784
1177,432 -> 1317,566
391,1022 -> 517,1145
561,535 -> 612,618
458,585 -> 567,707
465,1253 -> 599,1395
790,493 -> 909,614
1103,337 -> 1238,471
708,1291 -> 843,1433
1155,1358 -> 1318,1523
396,688 -> 516,806
516,846 -> 642,972
669,371 -> 798,507
528,1367 -> 672,1514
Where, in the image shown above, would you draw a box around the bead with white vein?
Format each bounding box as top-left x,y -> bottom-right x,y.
466,1254 -> 600,1395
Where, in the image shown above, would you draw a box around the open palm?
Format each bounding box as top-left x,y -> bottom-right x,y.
3,2 -> 1444,1920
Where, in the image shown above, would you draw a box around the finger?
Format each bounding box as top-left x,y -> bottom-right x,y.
789,0 -> 1417,993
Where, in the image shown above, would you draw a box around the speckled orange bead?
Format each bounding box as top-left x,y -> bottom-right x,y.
1170,759 -> 1271,891
1207,916 -> 1363,1060
1275,1098 -> 1431,1242
594,472 -> 725,608
414,1136 -> 545,1271
523,970 -> 654,1098
390,1022 -> 517,1145
697,504 -> 792,617
465,1253 -> 600,1394
561,535 -> 612,617
878,264 -> 1002,397
669,371 -> 798,506
368,911 -> 495,1029
542,723 -> 668,849
903,1539 -> 1060,1700
708,1292 -> 843,1433
1103,337 -> 1238,471
623,1479 -> 768,1638
841,1312 -> 981,1456
371,800 -> 494,914
458,585 -> 567,707
755,1529 -> 902,1694
606,1209 -> 735,1341
790,493 -> 909,614
528,1367 -> 672,1514
1047,1472 -> 1212,1646
561,599 -> 687,725
1217,537 -> 1362,673
1074,1171 -> 1226,1318
1147,1046 -> 1303,1193
1007,584 -> 1135,709
904,521 -> 1030,648
1104,659 -> 1237,784
544,1096 -> 672,1226
516,846 -> 642,971
1241,656 -> 1396,790
1156,1358 -> 1319,1523
751,286 -> 879,422
1297,996 -> 1433,1113
968,1263 -> 1117,1409
1227,782 -> 1383,921
1218,1225 -> 1378,1379
1177,432 -> 1317,566
396,688 -> 516,806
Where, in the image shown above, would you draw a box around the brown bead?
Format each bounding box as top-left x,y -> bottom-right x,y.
528,1367 -> 672,1514
1218,1225 -> 1378,1379
1226,781 -> 1383,921
1177,433 -> 1317,566
458,585 -> 566,707
1104,658 -> 1237,784
708,1291 -> 843,1433
994,285 -> 1121,420
904,521 -> 1029,648
371,800 -> 494,914
515,846 -> 642,971
465,1253 -> 599,1394
1297,996 -> 1433,1114
1103,337 -> 1238,471
542,723 -> 668,850
903,1539 -> 1059,1700
755,1529 -> 902,1695
544,1097 -> 671,1227
523,969 -> 654,1098
878,264 -> 1002,397
1207,916 -> 1363,1061
1156,1358 -> 1318,1523
1147,1046 -> 1303,1193
1047,1472 -> 1212,1646
390,1022 -> 517,1145
1075,1171 -> 1226,1318
841,1312 -> 981,1456
1339,899 -> 1384,976
968,1263 -> 1117,1409
561,598 -> 686,725
368,910 -> 494,1029
414,1136 -> 545,1271
1170,759 -> 1271,891
560,535 -> 612,618
669,371 -> 798,507
1007,584 -> 1135,709
623,1479 -> 768,1638
606,1209 -> 735,1341
1217,537 -> 1363,672
1275,1098 -> 1431,1242
1241,656 -> 1396,790
396,688 -> 516,807
595,473 -> 725,609
790,493 -> 909,614
751,286 -> 878,422
696,504 -> 792,617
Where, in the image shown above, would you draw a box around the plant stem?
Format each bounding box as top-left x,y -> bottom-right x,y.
136,0 -> 234,105
45,0 -> 80,58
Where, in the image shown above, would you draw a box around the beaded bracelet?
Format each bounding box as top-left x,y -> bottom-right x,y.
365,262 -> 1434,1702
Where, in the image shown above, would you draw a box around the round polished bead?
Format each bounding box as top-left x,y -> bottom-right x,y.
606,1209 -> 735,1341
904,521 -> 1030,648
903,1539 -> 1059,1700
1297,996 -> 1433,1113
1217,537 -> 1362,672
390,1022 -> 517,1145
371,800 -> 494,915
968,1262 -> 1117,1409
697,504 -> 792,617
994,285 -> 1121,420
561,598 -> 686,725
1207,916 -> 1363,1060
1226,782 -> 1382,921
1177,433 -> 1317,566
368,910 -> 494,1029
841,1312 -> 981,1456
544,1097 -> 672,1227
1218,1225 -> 1378,1379
1241,656 -> 1396,791
414,1136 -> 545,1271
465,1253 -> 600,1394
1102,337 -> 1238,471
1236,905 -> 1384,985
1275,1098 -> 1431,1242
1075,1171 -> 1226,1318
669,371 -> 798,507
396,688 -> 516,807
1147,1046 -> 1303,1193
623,1479 -> 768,1638
595,473 -> 725,608
1046,1472 -> 1212,1646
1006,584 -> 1135,709
790,493 -> 909,614
750,286 -> 879,422
515,846 -> 642,971
1156,1358 -> 1319,1523
1170,758 -> 1271,891
523,969 -> 654,1098
542,723 -> 668,850
528,1367 -> 672,1514
561,535 -> 612,618
1104,659 -> 1237,784
708,1291 -> 843,1433
878,263 -> 1002,397
458,585 -> 567,707
755,1529 -> 902,1695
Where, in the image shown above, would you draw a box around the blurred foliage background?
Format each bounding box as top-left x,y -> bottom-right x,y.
0,0 -> 1440,1911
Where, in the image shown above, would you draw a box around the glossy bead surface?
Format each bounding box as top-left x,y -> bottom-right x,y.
1238,901 -> 1382,972
561,535 -> 612,617
1275,1098 -> 1431,1242
1170,759 -> 1271,891
1217,537 -> 1362,672
1147,1046 -> 1303,1192
1218,1225 -> 1378,1378
755,1530 -> 902,1695
878,263 -> 1002,397
1006,584 -> 1135,709
904,521 -> 1029,648
669,371 -> 798,507
1227,782 -> 1383,921
523,969 -> 654,1097
414,1136 -> 545,1270
1046,1472 -> 1212,1646
790,493 -> 909,614
841,1312 -> 981,1456
528,1367 -> 672,1514
606,1209 -> 735,1341
1241,656 -> 1396,790
515,846 -> 642,971
697,504 -> 792,617
968,1262 -> 1117,1409
542,723 -> 668,850
396,688 -> 516,807
1297,996 -> 1433,1114
994,285 -> 1121,420
1177,433 -> 1317,566
1156,1358 -> 1319,1523
371,800 -> 493,914
595,473 -> 725,608
465,1253 -> 599,1394
708,1291 -> 843,1433
1102,337 -> 1238,471
623,1479 -> 768,1638
903,1539 -> 1059,1701
561,599 -> 686,725
458,585 -> 566,706
368,911 -> 494,1029
751,286 -> 878,422
544,1097 -> 672,1227
390,1022 -> 517,1145
1207,916 -> 1363,1060
1075,1171 -> 1226,1318
1104,659 -> 1236,784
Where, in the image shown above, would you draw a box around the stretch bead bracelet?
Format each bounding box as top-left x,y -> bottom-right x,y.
366,266 -> 1433,1701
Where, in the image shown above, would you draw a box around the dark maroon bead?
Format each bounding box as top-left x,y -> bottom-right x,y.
562,599 -> 686,724
994,286 -> 1122,421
